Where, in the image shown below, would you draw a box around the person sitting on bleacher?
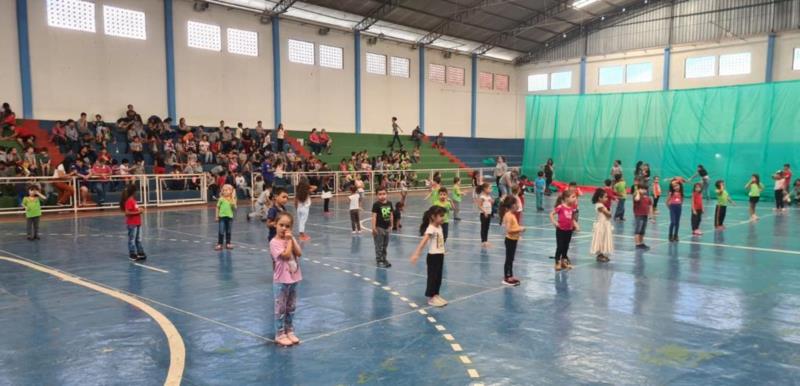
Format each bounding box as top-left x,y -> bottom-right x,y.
319,129 -> 332,155
308,128 -> 322,155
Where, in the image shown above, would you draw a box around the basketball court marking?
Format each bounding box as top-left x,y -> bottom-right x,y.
0,252 -> 185,386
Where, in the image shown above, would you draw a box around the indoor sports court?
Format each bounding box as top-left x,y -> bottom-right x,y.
2,0 -> 800,385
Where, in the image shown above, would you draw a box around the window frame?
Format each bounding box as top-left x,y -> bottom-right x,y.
446,66 -> 465,86
287,38 -> 315,65
527,73 -> 548,92
187,20 -> 222,52
389,56 -> 410,78
365,52 -> 387,75
625,62 -> 653,84
685,55 -> 716,79
550,71 -> 572,90
103,5 -> 146,40
493,74 -> 509,92
718,52 -> 751,76
319,44 -> 344,69
598,65 -> 624,86
46,0 -> 96,33
226,27 -> 258,57
429,63 -> 446,83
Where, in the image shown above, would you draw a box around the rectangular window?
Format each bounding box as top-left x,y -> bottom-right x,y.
319,45 -> 343,69
103,5 -> 145,40
227,28 -> 258,56
626,62 -> 653,83
478,72 -> 493,89
598,66 -> 624,86
550,71 -> 572,90
187,21 -> 221,51
429,64 -> 446,83
287,39 -> 314,65
47,0 -> 95,33
794,48 -> 800,71
494,74 -> 509,92
366,52 -> 386,75
685,56 -> 715,79
719,52 -> 751,76
446,66 -> 465,86
390,56 -> 410,78
527,74 -> 548,91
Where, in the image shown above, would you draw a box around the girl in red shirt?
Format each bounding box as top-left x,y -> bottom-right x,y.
690,183 -> 703,236
550,191 -> 579,271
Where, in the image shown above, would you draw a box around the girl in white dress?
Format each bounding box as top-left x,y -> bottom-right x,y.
590,189 -> 614,263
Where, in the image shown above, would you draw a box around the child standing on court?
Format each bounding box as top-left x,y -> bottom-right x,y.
613,174 -> 627,221
267,187 -> 288,242
371,187 -> 394,268
666,178 -> 684,242
550,191 -> 579,271
745,174 -> 763,222
392,201 -> 404,231
590,189 -> 613,263
295,179 -> 314,241
410,206 -> 448,307
22,185 -> 46,241
433,187 -> 452,242
215,184 -> 236,251
651,176 -> 662,215
534,171 -> 546,211
500,196 -> 523,286
477,183 -> 494,248
714,180 -> 733,230
451,177 -> 463,221
348,185 -> 362,234
270,212 -> 303,347
691,183 -> 704,236
120,184 -> 146,261
633,184 -> 651,250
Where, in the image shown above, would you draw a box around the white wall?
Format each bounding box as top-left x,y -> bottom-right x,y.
280,21 -> 353,133
27,0 -> 166,120
361,39 -> 418,135
173,0 -> 272,127
0,1 -> 22,116
425,48 -> 471,137
670,37 -> 768,90
476,58 -> 517,138
773,31 -> 800,82
585,49 -> 664,94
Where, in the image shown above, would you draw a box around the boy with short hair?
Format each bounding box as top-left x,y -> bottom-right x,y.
267,187 -> 288,242
371,188 -> 394,268
23,185 -> 46,241
633,184 -> 651,250
613,174 -> 627,221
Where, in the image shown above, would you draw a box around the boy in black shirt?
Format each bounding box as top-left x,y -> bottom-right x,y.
371,187 -> 394,268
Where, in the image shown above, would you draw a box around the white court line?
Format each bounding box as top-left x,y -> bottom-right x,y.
133,263 -> 169,274
0,252 -> 185,386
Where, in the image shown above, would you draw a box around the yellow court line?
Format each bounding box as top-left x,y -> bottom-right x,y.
0,255 -> 185,386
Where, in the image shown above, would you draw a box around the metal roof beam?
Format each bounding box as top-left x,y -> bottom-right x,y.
415,0 -> 502,46
472,0 -> 574,55
354,0 -> 406,32
264,0 -> 298,16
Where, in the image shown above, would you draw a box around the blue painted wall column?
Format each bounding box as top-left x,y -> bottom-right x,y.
662,47 -> 671,91
354,31 -> 361,134
16,0 -> 32,118
470,54 -> 477,138
418,46 -> 425,132
765,33 -> 776,83
578,56 -> 587,95
272,16 -> 282,128
164,0 -> 176,119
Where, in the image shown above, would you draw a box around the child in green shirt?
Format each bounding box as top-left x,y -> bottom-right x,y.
715,180 -> 734,229
451,177 -> 463,221
612,174 -> 627,221
215,184 -> 237,251
22,185 -> 46,241
433,187 -> 453,242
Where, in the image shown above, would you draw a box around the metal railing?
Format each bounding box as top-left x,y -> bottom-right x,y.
0,174 -> 207,215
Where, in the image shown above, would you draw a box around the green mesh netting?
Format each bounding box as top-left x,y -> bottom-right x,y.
523,81 -> 800,199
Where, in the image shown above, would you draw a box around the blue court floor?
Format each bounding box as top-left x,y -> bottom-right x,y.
1,192 -> 800,385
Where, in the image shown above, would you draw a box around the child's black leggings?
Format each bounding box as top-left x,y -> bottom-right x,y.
479,213 -> 491,242
504,238 -> 517,278
714,205 -> 727,227
350,210 -> 360,231
691,209 -> 702,231
425,253 -> 444,297
554,228 -> 573,263
323,198 -> 330,212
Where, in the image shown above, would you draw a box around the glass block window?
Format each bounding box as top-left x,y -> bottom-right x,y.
47,0 -> 96,33
446,66 -> 465,85
366,53 -> 386,75
527,74 -> 548,91
494,74 -> 509,92
794,48 -> 800,71
626,62 -> 653,83
685,56 -> 715,79
429,64 -> 445,83
103,5 -> 145,40
550,71 -> 572,90
598,66 -> 624,86
479,72 -> 493,89
719,52 -> 751,76
187,21 -> 221,51
390,56 -> 410,78
227,28 -> 258,56
319,45 -> 343,69
287,39 -> 314,65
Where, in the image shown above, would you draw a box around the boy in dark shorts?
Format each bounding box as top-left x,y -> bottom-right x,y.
633,184 -> 651,250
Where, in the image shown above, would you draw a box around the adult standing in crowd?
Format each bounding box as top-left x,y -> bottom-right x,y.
543,158 -> 554,195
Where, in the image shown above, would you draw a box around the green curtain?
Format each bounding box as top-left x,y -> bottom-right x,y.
523,81 -> 800,199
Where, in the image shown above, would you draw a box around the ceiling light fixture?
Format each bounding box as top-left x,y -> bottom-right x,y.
572,0 -> 600,9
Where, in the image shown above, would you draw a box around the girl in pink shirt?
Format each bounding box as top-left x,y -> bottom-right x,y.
550,191 -> 579,271
269,212 -> 303,347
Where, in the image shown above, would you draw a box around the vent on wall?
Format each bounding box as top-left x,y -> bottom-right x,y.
193,0 -> 209,12
366,36 -> 378,45
318,27 -> 330,36
443,51 -> 452,59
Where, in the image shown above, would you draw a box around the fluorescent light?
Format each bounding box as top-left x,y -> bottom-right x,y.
573,0 -> 600,8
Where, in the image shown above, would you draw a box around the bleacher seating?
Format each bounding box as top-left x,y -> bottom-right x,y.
442,137 -> 523,168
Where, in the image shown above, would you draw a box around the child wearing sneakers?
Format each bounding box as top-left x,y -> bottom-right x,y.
270,212 -> 303,347
632,184 -> 652,250
267,187 -> 288,242
550,191 -> 579,271
348,185 -> 362,234
215,184 -> 236,251
22,185 -> 46,241
410,205 -> 448,307
500,196 -> 524,286
690,183 -> 704,236
371,187 -> 394,268
120,184 -> 146,261
714,180 -> 734,230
